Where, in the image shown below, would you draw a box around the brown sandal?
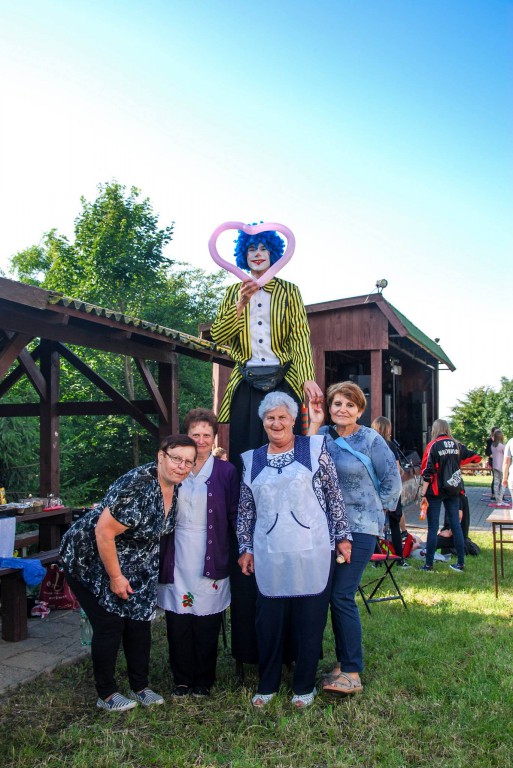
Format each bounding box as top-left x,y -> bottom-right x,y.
321,666 -> 341,686
322,672 -> 363,695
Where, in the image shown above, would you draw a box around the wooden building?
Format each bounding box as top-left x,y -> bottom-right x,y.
209,293 -> 454,460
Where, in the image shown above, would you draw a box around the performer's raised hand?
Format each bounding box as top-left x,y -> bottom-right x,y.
304,379 -> 324,404
236,279 -> 259,317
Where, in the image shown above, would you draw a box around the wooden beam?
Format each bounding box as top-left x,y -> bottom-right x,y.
134,358 -> 169,423
55,342 -> 159,437
39,340 -> 60,495
0,403 -> 40,416
0,332 -> 33,378
17,348 -> 47,399
158,358 -> 179,436
0,277 -> 52,309
0,399 -> 160,417
0,304 -> 233,366
0,345 -> 41,398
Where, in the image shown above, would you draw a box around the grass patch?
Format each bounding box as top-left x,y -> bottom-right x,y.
461,475 -> 492,488
2,532 -> 513,767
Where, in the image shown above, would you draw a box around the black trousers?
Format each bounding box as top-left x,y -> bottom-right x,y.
255,556 -> 334,696
165,610 -> 223,688
228,377 -> 303,664
388,498 -> 404,558
64,570 -> 151,700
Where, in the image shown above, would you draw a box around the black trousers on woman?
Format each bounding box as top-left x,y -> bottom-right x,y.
228,378 -> 302,666
64,570 -> 151,700
165,610 -> 223,689
255,556 -> 335,696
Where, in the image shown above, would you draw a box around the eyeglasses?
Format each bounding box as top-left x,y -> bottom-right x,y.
164,452 -> 195,469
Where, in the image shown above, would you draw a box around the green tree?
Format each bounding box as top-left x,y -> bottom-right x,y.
12,182 -> 174,311
491,378 -> 513,439
450,379 -> 512,454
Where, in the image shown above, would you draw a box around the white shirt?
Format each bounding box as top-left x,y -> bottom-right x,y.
247,288 -> 280,367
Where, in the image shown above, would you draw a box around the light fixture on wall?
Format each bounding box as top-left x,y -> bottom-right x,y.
375,279 -> 388,293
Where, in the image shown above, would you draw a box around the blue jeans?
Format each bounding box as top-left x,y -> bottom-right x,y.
330,532 -> 376,673
426,496 -> 465,567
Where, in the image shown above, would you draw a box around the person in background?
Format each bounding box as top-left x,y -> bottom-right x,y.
501,436 -> 513,505
308,381 -> 401,696
420,419 -> 480,573
210,226 -> 322,675
485,426 -> 498,500
238,392 -> 351,708
491,430 -> 507,506
212,446 -> 228,461
60,435 -> 197,711
370,416 -> 408,567
158,409 -> 239,697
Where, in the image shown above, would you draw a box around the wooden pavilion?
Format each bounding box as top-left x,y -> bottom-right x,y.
0,277 -> 233,496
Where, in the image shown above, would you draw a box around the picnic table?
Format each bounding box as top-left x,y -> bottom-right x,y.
0,507 -> 73,641
486,508 -> 513,598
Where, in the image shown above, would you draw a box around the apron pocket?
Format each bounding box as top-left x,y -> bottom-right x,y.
266,512 -> 313,553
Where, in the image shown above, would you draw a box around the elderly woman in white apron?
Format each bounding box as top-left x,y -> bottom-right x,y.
237,392 -> 351,708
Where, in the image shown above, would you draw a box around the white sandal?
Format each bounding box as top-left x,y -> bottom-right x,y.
252,692 -> 276,708
291,687 -> 317,708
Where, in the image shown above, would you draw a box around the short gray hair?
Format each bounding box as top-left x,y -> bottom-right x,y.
257,391 -> 299,421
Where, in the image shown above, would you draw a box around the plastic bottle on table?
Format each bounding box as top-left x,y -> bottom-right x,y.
80,608 -> 93,646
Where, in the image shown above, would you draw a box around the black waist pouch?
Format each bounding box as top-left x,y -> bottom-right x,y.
239,363 -> 290,392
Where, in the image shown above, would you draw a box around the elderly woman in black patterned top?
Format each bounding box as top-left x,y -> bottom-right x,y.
60,435 -> 197,712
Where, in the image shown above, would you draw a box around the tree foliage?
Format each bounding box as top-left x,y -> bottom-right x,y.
450,377 -> 512,453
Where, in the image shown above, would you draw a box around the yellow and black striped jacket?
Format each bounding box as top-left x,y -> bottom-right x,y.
211,278 -> 315,423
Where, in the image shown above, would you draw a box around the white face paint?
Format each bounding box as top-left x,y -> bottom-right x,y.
247,243 -> 271,275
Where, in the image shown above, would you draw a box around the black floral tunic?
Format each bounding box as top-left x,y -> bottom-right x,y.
60,462 -> 176,621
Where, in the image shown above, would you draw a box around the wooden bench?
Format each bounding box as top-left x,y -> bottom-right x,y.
0,549 -> 61,642
462,465 -> 491,476
14,530 -> 39,556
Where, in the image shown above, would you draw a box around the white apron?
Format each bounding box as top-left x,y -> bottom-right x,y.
242,436 -> 331,598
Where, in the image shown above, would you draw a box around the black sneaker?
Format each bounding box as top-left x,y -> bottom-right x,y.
171,685 -> 191,697
192,686 -> 210,697
449,563 -> 465,572
420,565 -> 434,572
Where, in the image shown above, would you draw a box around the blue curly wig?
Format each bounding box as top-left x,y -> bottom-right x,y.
234,227 -> 285,271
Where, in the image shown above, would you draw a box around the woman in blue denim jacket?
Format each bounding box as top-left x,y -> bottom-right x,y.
309,381 -> 401,696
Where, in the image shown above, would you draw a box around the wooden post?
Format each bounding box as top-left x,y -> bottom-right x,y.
370,349 -> 382,424
158,355 -> 179,437
39,340 -> 60,496
212,362 -> 231,456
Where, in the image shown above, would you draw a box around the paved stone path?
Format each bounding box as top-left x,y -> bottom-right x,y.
0,485 -> 509,696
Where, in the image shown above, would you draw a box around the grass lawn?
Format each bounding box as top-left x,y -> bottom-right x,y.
2,532 -> 513,768
461,475 -> 493,488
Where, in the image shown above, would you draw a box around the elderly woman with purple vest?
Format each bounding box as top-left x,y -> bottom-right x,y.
158,409 -> 239,697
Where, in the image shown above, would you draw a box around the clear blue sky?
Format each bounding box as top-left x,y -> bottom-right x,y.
0,0 -> 511,418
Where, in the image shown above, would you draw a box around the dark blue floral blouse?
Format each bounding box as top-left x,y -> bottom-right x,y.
60,462 -> 176,621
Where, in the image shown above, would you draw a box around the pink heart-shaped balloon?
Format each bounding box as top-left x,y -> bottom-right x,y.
208,221 -> 295,287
